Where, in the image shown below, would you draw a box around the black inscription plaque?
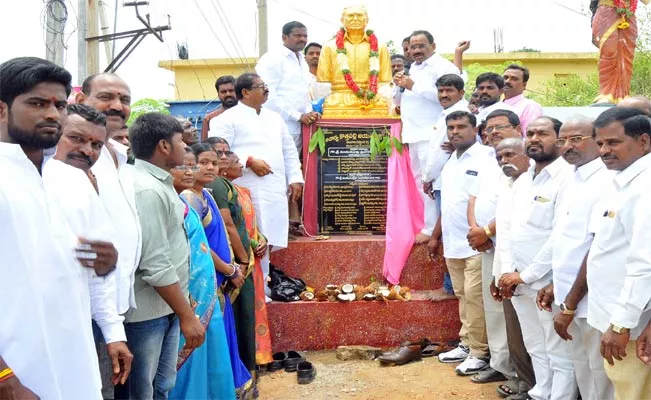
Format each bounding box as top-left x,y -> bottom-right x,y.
318,126 -> 388,234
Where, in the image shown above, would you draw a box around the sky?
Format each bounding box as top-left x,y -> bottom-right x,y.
0,0 -> 598,101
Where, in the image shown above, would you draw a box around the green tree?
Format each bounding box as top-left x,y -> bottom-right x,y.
127,98 -> 170,125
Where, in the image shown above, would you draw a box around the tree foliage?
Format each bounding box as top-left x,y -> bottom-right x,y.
127,98 -> 170,125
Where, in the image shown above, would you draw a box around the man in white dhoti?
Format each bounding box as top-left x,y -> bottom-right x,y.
43,104 -> 134,388
0,57 -> 104,399
209,72 -> 304,287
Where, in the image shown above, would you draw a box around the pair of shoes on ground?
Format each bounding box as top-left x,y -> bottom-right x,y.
438,344 -> 493,377
378,338 -> 459,366
267,351 -> 316,384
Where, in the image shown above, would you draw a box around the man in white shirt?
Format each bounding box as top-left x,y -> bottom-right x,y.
532,118 -> 615,400
475,73 -> 516,127
0,56 -> 103,399
434,111 -> 497,375
210,73 -> 304,284
462,112 -> 525,386
77,73 -> 143,398
502,65 -> 542,134
43,104 -> 133,388
255,20 -> 319,152
499,116 -> 576,400
584,107 -> 651,399
394,30 -> 461,244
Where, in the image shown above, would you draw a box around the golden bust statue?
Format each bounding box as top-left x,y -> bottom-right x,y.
317,5 -> 393,118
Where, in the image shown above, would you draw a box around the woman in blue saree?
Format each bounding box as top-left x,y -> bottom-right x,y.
169,149 -> 247,400
179,145 -> 255,398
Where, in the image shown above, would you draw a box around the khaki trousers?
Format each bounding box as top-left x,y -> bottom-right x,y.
446,255 -> 488,358
604,340 -> 651,400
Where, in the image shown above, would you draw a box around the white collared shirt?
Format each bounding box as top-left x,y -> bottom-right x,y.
529,158 -> 613,318
423,99 -> 470,186
587,154 -> 651,338
0,143 -> 101,399
255,45 -> 312,136
399,53 -> 461,144
494,174 -> 518,279
501,157 -> 571,289
477,101 -> 517,125
92,143 -> 142,314
440,142 -> 498,259
43,159 -> 126,344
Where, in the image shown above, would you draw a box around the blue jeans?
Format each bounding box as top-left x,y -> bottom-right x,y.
434,190 -> 454,295
114,314 -> 180,400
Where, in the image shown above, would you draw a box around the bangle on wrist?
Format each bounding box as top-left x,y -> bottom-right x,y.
246,156 -> 253,168
483,226 -> 493,237
225,263 -> 237,278
0,368 -> 15,383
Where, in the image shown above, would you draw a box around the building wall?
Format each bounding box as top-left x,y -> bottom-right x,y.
159,53 -> 598,101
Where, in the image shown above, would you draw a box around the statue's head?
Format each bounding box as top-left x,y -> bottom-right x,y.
341,5 -> 369,32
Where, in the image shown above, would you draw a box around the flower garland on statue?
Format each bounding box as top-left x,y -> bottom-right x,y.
614,0 -> 637,24
335,28 -> 379,101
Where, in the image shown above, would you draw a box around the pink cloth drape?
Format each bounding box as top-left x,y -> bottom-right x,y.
382,125 -> 424,284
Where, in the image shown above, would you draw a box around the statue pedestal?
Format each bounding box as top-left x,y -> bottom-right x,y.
301,118 -> 401,235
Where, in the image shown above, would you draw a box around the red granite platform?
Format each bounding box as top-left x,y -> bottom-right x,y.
270,236 -> 444,290
267,236 -> 461,351
267,294 -> 460,352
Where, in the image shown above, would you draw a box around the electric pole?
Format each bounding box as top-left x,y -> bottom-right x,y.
78,0 -> 87,83
257,0 -> 268,57
45,0 -> 66,66
98,0 -> 114,63
87,0 -> 100,75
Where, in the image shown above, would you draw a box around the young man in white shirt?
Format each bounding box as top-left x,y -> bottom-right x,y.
475,73 -> 516,127
534,118 -> 615,400
0,56 -> 105,400
583,107 -> 651,399
499,116 -> 576,400
394,30 -> 461,245
255,20 -> 319,152
434,110 -> 497,375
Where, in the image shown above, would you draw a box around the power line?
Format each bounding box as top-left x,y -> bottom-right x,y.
544,0 -> 590,18
191,0 -> 241,66
211,0 -> 252,69
269,0 -> 337,27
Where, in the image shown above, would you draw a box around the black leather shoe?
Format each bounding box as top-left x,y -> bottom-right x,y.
284,350 -> 305,372
296,361 -> 316,384
267,352 -> 286,372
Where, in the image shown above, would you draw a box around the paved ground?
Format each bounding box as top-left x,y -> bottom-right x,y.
258,350 -> 502,400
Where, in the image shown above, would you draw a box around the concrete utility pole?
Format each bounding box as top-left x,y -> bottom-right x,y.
98,0 -> 114,63
257,0 -> 268,57
45,0 -> 66,66
77,0 -> 87,83
87,0 -> 100,75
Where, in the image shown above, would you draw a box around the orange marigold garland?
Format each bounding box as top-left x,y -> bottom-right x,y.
335,28 -> 379,100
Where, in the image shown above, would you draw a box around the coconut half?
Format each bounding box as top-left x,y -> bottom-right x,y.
341,283 -> 354,294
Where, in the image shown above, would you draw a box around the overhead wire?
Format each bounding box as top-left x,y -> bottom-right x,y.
210,0 -> 252,69
191,0 -> 241,67
268,0 -> 338,27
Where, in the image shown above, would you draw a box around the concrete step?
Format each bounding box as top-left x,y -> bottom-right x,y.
270,236 -> 445,291
267,291 -> 460,352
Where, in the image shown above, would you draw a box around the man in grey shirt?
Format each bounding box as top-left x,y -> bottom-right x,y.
114,113 -> 205,399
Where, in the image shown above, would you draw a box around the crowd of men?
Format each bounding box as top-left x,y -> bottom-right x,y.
2,14 -> 651,400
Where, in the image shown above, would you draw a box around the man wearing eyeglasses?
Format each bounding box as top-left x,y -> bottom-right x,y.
210,73 -> 304,291
498,116 -> 576,400
520,118 -> 615,400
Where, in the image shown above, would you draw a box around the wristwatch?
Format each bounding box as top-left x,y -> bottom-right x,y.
559,302 -> 576,315
610,324 -> 630,334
